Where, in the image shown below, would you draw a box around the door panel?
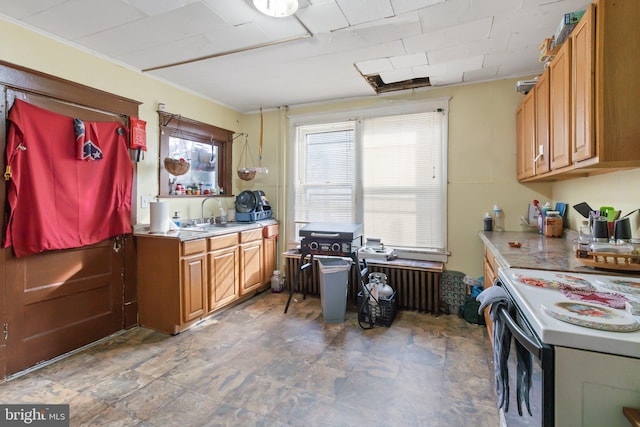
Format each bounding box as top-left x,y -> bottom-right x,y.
5,240 -> 123,374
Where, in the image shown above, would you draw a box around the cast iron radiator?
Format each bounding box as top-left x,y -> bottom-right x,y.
283,253 -> 442,313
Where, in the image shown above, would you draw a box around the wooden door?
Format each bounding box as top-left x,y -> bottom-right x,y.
5,240 -> 124,374
534,69 -> 551,175
0,63 -> 140,377
549,39 -> 572,169
572,4 -> 595,163
181,254 -> 207,323
208,247 -> 239,311
240,241 -> 263,295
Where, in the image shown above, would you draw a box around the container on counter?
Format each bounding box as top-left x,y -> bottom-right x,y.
484,212 -> 493,231
493,205 -> 504,232
543,211 -> 563,237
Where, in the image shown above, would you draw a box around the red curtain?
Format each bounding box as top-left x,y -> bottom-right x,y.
4,99 -> 133,257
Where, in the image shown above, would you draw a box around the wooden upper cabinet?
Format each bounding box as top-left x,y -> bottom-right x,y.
534,69 -> 551,175
516,103 -> 525,181
572,3 -> 595,162
518,0 -> 640,182
549,38 -> 572,170
592,0 -> 640,167
522,91 -> 536,179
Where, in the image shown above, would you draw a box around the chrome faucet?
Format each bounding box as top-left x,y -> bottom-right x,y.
201,196 -> 223,223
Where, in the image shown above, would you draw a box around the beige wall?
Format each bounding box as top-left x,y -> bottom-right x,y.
3,18 -> 638,279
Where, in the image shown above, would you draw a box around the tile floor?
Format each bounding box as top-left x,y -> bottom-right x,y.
0,291 -> 500,426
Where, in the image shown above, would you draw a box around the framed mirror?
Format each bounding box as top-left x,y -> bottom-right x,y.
158,111 -> 233,197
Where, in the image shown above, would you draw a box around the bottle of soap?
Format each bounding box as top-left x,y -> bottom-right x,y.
172,211 -> 181,227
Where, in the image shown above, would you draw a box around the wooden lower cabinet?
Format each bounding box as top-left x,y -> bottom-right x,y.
181,252 -> 207,323
262,224 -> 279,285
137,224 -> 275,334
137,237 -> 208,334
482,245 -> 499,342
208,234 -> 240,311
240,229 -> 264,295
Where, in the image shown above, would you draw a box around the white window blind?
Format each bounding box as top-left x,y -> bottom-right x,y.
362,112 -> 444,251
294,122 -> 356,236
290,102 -> 448,260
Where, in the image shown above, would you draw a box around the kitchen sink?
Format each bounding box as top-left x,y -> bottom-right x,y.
180,222 -> 249,232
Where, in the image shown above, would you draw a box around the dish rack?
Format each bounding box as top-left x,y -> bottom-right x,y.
575,250 -> 640,272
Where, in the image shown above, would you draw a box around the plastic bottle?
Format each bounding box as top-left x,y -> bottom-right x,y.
172,211 -> 181,227
493,205 -> 504,232
484,212 -> 493,231
220,207 -> 228,224
271,270 -> 283,293
538,202 -> 551,234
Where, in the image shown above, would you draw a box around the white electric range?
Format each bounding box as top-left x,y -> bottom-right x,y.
495,267 -> 640,427
499,267 -> 640,358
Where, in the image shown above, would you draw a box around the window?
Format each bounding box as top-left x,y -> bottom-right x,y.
158,111 -> 233,197
289,100 -> 448,261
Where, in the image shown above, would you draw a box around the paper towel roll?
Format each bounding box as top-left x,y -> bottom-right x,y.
149,201 -> 170,233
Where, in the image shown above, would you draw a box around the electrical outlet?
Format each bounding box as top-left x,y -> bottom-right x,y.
141,196 -> 153,209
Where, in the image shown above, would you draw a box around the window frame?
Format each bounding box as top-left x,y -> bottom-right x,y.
287,98 -> 450,262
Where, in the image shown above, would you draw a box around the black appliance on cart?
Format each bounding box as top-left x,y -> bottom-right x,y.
285,222 -> 379,328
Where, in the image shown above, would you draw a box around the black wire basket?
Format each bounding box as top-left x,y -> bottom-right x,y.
357,290 -> 397,327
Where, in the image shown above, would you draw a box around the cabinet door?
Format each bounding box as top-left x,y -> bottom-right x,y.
208,246 -> 239,311
181,254 -> 207,323
516,103 -> 525,180
516,90 -> 536,180
240,240 -> 263,295
534,69 -> 551,174
549,39 -> 572,170
263,236 -> 277,285
572,4 -> 595,162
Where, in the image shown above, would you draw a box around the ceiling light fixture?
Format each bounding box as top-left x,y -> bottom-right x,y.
253,0 -> 298,18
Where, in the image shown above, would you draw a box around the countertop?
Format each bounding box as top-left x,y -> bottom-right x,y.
479,230 -> 616,274
133,219 -> 278,241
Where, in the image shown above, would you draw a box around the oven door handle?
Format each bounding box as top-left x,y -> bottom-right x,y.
496,305 -> 543,360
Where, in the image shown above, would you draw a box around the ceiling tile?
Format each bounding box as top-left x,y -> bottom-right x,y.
335,0 -> 394,25
404,15 -> 492,53
24,0 -> 146,40
296,1 -> 349,33
126,0 -> 198,16
0,0 -> 68,20
445,55 -> 484,74
201,0 -> 261,26
430,72 -> 463,85
427,37 -> 508,65
355,57 -> 394,75
390,0 -> 444,14
390,52 -> 427,69
418,0 -> 471,32
463,65 -> 499,81
469,0 -> 523,17
380,67 -> 415,83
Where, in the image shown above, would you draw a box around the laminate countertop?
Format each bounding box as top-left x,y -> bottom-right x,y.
479,230 -> 604,274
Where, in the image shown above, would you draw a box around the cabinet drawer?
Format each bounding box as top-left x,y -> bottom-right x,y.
484,245 -> 499,275
262,224 -> 279,238
208,233 -> 239,251
240,229 -> 263,243
182,239 -> 206,256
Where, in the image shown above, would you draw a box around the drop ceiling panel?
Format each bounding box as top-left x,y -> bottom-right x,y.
335,0 -> 395,25
127,0 -> 200,16
0,0 -> 67,20
296,1 -> 350,33
23,0 -> 146,40
380,67 -> 415,84
389,52 -> 427,69
417,0 -> 472,32
390,0 -> 444,14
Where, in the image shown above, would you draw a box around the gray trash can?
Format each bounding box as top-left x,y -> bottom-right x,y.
317,257 -> 351,323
